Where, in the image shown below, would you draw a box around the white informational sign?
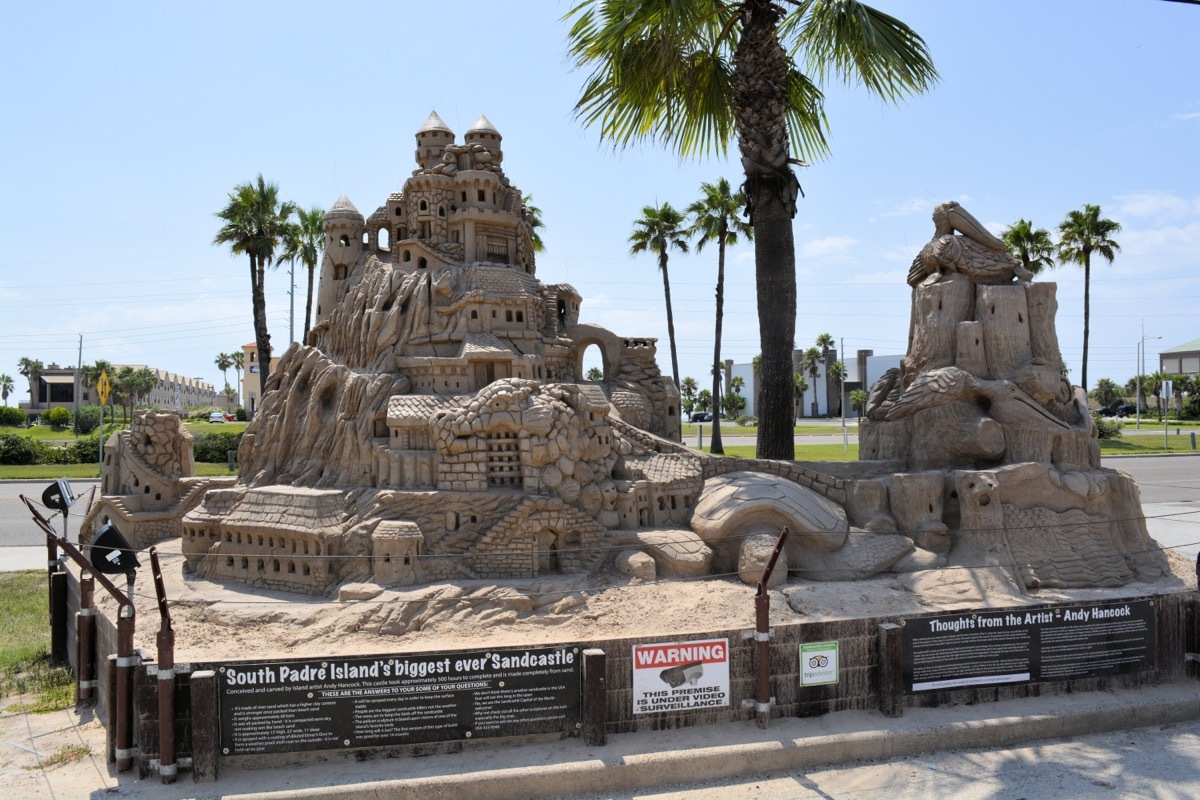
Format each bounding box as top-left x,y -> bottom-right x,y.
1161,380 -> 1173,400
800,641 -> 839,686
631,638 -> 730,714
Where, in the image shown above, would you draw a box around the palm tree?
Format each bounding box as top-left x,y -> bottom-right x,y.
1090,378 -> 1120,410
629,202 -> 689,388
586,366 -> 604,382
214,174 -> 298,396
17,358 -> 44,408
849,388 -> 869,417
0,373 -> 13,407
81,359 -> 114,420
280,204 -> 326,342
697,389 -> 712,414
1057,204 -> 1121,392
1001,219 -> 1055,276
792,372 -> 808,423
230,351 -> 244,400
680,376 -> 698,415
566,0 -> 936,459
827,361 -> 847,415
522,194 -> 546,253
215,352 -> 234,392
688,177 -> 753,456
802,347 -> 822,417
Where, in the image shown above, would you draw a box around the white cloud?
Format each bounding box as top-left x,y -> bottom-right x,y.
797,235 -> 858,260
1173,111 -> 1200,121
1112,191 -> 1200,221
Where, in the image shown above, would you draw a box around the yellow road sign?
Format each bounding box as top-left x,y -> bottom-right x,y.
96,370 -> 111,406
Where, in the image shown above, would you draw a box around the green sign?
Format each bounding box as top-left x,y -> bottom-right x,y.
800,641 -> 839,686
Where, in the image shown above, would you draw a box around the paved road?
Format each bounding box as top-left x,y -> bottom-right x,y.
0,479 -> 99,569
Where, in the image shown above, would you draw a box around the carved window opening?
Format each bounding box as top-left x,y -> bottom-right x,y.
227,557 -> 234,567
471,310 -> 478,319
438,206 -> 445,217
339,235 -> 350,247
486,432 -> 522,487
403,250 -> 411,263
334,265 -> 348,280
419,199 -> 428,211
418,258 -> 428,269
477,189 -> 485,202
516,311 -> 523,322
394,207 -> 403,217
506,310 -> 513,322
461,191 -> 467,202
379,228 -> 389,250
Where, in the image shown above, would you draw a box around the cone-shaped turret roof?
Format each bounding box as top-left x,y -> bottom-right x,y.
417,110 -> 453,135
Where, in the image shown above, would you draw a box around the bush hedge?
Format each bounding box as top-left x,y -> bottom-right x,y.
0,406 -> 27,426
193,431 -> 244,463
0,427 -> 241,465
42,407 -> 71,427
74,405 -> 102,435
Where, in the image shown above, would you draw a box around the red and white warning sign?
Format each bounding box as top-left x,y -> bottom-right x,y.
631,638 -> 730,714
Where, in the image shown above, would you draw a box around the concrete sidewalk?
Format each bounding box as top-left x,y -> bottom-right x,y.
5,682 -> 1199,799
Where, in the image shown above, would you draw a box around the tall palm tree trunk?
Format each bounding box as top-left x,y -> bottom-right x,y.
251,256 -> 273,396
736,0 -> 797,460
1081,255 -> 1091,392
304,264 -> 315,342
659,251 -> 680,389
710,227 -> 727,455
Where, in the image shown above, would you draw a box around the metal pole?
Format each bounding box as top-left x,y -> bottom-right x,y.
840,337 -> 847,452
1136,337 -> 1142,430
115,606 -> 136,772
288,262 -> 295,345
150,548 -> 176,783
77,571 -> 96,703
753,527 -> 789,730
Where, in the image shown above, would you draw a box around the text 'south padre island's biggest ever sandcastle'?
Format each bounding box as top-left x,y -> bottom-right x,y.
83,114 -> 1169,605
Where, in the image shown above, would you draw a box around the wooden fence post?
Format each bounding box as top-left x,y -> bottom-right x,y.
190,670 -> 219,783
582,649 -> 607,747
877,622 -> 904,718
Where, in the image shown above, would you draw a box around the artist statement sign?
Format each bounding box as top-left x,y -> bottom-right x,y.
631,638 -> 730,714
218,647 -> 580,754
904,600 -> 1156,693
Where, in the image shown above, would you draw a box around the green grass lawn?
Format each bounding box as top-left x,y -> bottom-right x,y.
0,461 -> 238,480
682,423 -> 857,437
0,571 -> 73,710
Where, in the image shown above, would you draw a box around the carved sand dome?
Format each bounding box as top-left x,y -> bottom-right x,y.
464,114 -> 503,162
325,195 -> 364,225
416,110 -> 455,169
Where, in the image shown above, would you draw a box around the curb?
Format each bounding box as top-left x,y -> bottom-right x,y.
215,683 -> 1200,800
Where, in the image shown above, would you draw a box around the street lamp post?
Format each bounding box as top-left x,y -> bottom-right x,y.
1136,327 -> 1162,431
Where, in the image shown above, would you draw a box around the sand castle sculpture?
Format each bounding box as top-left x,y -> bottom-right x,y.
84,117 -> 1167,605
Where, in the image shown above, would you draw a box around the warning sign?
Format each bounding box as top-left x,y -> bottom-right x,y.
631,638 -> 729,714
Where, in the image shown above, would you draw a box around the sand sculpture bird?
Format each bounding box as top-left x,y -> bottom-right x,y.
907,201 -> 1033,287
884,366 -> 1068,430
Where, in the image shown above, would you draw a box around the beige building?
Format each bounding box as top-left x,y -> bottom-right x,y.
241,342 -> 281,418
18,362 -> 218,418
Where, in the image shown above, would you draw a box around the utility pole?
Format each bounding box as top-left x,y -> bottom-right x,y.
841,337 -> 847,452
74,334 -> 83,434
288,262 -> 296,345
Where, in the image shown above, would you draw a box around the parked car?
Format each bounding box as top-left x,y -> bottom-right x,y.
690,412 -> 711,422
208,412 -> 226,423
1115,404 -> 1138,417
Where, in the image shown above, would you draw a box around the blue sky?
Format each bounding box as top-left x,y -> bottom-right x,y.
2,1 -> 1197,401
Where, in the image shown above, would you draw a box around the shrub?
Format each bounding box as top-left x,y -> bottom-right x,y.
0,434 -> 48,465
69,434 -> 103,464
193,431 -> 244,462
735,415 -> 758,426
42,407 -> 71,427
74,405 -> 102,435
1094,417 -> 1122,440
0,406 -> 26,426
235,407 -> 247,421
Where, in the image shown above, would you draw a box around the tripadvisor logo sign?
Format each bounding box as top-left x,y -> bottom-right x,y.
800,641 -> 839,686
